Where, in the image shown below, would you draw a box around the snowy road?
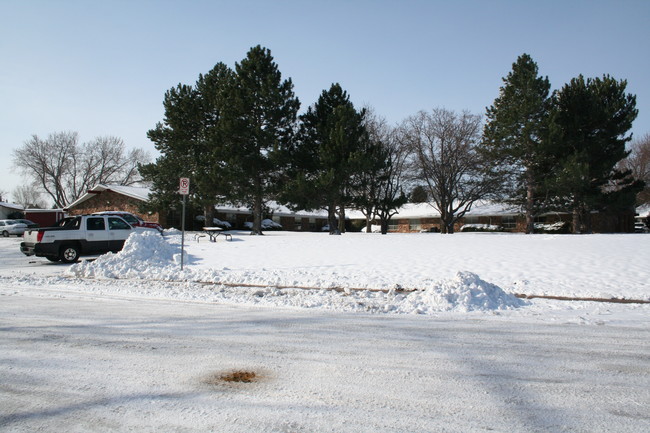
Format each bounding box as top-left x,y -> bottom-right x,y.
2,284 -> 649,433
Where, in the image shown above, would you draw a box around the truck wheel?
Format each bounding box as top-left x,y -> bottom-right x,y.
2,231 -> 8,237
60,245 -> 80,263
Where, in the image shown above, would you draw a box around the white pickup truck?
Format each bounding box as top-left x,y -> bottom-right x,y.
20,214 -> 135,263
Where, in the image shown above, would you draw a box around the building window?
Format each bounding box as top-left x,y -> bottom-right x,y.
409,219 -> 421,231
502,216 -> 517,230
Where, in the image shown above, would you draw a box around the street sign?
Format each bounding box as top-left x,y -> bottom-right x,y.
179,177 -> 190,195
179,177 -> 190,270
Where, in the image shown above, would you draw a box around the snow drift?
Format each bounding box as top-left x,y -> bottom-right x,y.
67,231 -> 526,313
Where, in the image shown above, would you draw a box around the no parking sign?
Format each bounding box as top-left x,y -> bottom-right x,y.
179,177 -> 190,195
179,177 -> 190,270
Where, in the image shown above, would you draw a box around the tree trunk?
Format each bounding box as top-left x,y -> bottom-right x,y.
328,203 -> 340,235
380,217 -> 389,235
584,209 -> 593,234
572,209 -> 580,234
572,198 -> 582,234
251,183 -> 263,235
440,210 -> 449,234
338,206 -> 346,234
525,174 -> 535,234
203,205 -> 214,228
365,216 -> 372,233
446,217 -> 455,234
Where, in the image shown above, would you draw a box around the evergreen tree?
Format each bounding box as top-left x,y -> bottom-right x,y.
482,54 -> 554,233
283,84 -> 367,234
221,45 -> 300,235
552,75 -> 640,233
410,185 -> 428,203
141,63 -> 235,227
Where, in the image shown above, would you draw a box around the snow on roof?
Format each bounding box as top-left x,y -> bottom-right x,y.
214,200 -> 523,220
386,201 -> 521,219
637,203 -> 650,218
24,208 -> 65,213
102,185 -> 152,201
65,184 -> 152,210
65,184 -> 525,220
0,201 -> 24,211
215,201 -> 332,218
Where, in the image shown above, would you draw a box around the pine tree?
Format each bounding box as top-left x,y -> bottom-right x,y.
552,75 -> 639,233
482,54 -> 554,233
221,45 -> 300,235
410,185 -> 428,203
141,63 -> 235,226
283,84 -> 367,234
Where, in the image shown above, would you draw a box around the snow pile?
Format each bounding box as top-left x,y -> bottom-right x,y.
244,219 -> 282,230
69,231 -> 181,279
215,272 -> 527,314
534,221 -> 569,233
393,271 -> 526,313
459,224 -> 503,232
195,215 -> 232,228
66,232 -> 525,314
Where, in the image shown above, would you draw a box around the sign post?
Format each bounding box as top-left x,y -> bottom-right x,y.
179,177 -> 190,270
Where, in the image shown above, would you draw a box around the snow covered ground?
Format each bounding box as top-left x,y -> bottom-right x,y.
1,231 -> 649,432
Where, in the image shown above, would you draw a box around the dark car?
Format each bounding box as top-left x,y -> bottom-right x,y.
92,211 -> 164,234
14,219 -> 39,229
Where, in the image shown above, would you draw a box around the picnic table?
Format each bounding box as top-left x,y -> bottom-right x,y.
202,227 -> 232,242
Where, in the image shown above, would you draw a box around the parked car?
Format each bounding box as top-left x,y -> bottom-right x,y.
13,219 -> 39,228
20,214 -> 135,262
92,211 -> 164,234
0,220 -> 28,237
244,219 -> 283,230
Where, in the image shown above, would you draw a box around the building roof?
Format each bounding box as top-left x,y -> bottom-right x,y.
637,203 -> 650,218
64,184 -> 152,210
65,184 -> 528,220
215,201 -> 333,219
384,201 -> 521,220
0,201 -> 24,211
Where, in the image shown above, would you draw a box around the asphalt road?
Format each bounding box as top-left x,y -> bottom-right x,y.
1,283 -> 649,433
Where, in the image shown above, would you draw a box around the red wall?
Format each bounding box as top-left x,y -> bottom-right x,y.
24,210 -> 66,227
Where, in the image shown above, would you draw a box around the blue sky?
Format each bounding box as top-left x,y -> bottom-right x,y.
2,0 -> 649,203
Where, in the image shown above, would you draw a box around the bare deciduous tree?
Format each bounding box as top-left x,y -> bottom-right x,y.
13,131 -> 150,208
12,185 -> 46,209
620,133 -> 650,204
351,106 -> 409,234
400,108 -> 494,234
374,135 -> 409,234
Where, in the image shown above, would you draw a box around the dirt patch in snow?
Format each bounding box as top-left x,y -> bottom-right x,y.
203,369 -> 265,386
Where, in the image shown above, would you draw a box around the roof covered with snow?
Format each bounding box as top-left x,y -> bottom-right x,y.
0,201 -> 24,211
385,201 -> 521,219
65,184 -> 152,210
65,185 -> 528,220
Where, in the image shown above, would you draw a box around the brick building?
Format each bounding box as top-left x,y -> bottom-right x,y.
64,185 -> 161,225
63,185 -> 636,233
